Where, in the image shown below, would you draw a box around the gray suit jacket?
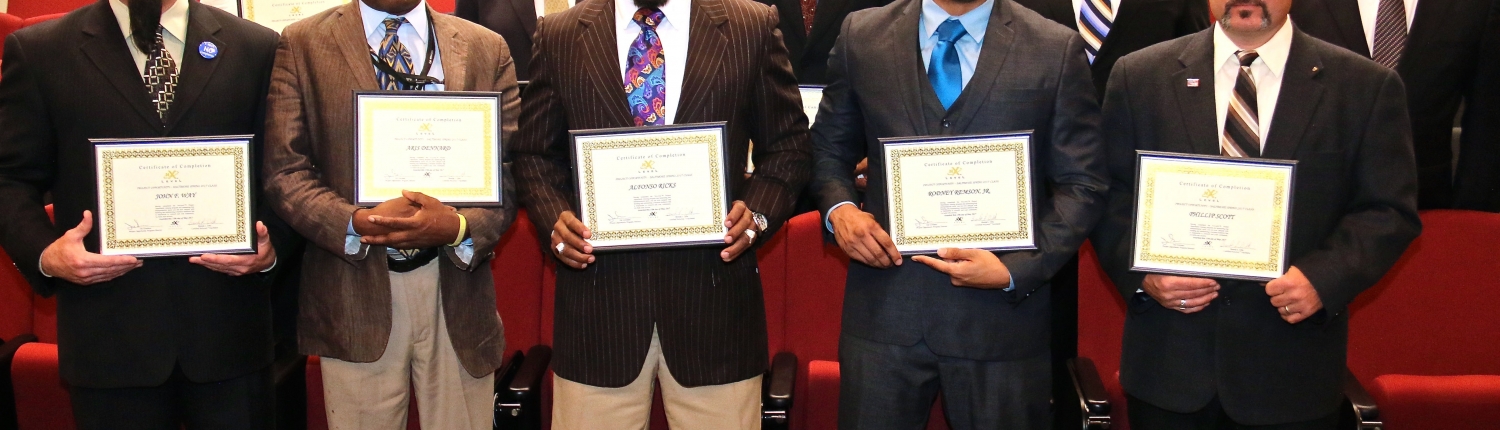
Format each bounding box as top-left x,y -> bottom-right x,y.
262,3 -> 519,377
810,0 -> 1107,361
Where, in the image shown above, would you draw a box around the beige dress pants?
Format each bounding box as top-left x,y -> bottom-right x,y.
320,261 -> 495,430
552,329 -> 763,430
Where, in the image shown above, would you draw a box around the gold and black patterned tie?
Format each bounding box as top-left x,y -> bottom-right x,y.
375,17 -> 414,91
143,26 -> 178,124
1222,50 -> 1261,158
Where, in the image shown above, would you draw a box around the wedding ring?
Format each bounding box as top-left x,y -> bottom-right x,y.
1284,305 -> 1292,314
745,230 -> 758,242
1178,299 -> 1187,310
555,243 -> 566,253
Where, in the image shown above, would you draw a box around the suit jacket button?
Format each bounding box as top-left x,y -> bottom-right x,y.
941,120 -> 951,128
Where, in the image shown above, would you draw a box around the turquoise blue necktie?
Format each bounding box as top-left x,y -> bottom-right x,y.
928,19 -> 967,110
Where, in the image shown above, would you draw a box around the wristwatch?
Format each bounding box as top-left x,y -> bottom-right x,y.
751,212 -> 769,232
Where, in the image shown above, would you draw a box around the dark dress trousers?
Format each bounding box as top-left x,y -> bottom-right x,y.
1291,0 -> 1500,210
1013,0 -> 1209,96
512,0 -> 812,388
1094,28 -> 1422,425
754,0 -> 893,84
455,0 -> 542,80
0,0 -> 289,389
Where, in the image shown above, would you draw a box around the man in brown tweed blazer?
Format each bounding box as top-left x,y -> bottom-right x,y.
262,0 -> 519,428
511,0 -> 811,426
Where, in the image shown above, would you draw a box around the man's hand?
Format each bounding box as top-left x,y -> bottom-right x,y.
828,204 -> 902,268
1142,274 -> 1220,314
353,196 -> 420,236
191,221 -> 276,276
39,210 -> 142,285
550,211 -> 594,269
1267,266 -> 1324,324
854,158 -> 869,191
911,248 -> 1010,288
361,190 -> 462,249
721,201 -> 758,262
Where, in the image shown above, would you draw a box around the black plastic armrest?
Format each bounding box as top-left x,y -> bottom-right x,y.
508,345 -> 550,395
1340,367 -> 1381,430
494,346 -> 550,430
1067,357 -> 1112,427
762,352 -> 797,429
1,334 -> 39,430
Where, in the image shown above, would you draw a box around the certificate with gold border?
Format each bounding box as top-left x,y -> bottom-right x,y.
355,91 -> 503,207
92,136 -> 256,257
1130,151 -> 1297,281
570,123 -> 731,251
881,132 -> 1036,255
799,85 -> 824,125
237,0 -> 349,33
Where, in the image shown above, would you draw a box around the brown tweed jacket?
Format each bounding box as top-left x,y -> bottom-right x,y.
263,2 -> 519,377
513,0 -> 812,387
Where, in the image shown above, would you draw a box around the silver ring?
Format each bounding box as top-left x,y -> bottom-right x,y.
1284,305 -> 1292,314
1178,299 -> 1187,310
555,243 -> 566,253
744,230 -> 758,242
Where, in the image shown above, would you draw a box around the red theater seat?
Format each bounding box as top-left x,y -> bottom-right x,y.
1069,241 -> 1127,430
10,342 -> 69,430
7,0 -> 88,19
1369,375 -> 1500,430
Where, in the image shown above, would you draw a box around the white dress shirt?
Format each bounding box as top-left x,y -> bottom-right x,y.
1356,0 -> 1417,54
615,0 -> 690,125
108,0 -> 188,75
535,0 -> 578,17
1212,19 -> 1293,151
358,0 -> 446,91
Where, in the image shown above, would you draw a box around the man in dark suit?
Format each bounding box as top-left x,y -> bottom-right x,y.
455,0 -> 576,80
755,0 -> 893,83
1291,0 -> 1500,210
809,0 -> 1106,426
0,0 -> 287,428
511,0 -> 811,425
1013,0 -> 1209,95
1094,0 -> 1421,426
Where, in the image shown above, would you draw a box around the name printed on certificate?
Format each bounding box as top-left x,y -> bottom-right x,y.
882,132 -> 1037,255
93,136 -> 256,257
1130,152 -> 1296,281
572,123 -> 730,251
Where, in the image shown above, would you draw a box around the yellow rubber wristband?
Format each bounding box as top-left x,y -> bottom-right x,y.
449,213 -> 468,247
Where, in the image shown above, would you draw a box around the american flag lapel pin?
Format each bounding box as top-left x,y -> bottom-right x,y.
1186,78 -> 1201,88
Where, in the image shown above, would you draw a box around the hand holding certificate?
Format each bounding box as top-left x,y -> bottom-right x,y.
92,136 -> 257,257
569,123 -> 730,251
881,133 -> 1037,255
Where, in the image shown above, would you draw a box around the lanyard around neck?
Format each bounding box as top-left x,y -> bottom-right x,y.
369,15 -> 443,90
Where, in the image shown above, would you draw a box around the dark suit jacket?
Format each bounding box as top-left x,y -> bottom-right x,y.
512,0 -> 812,387
1095,28 -> 1422,424
1291,0 -> 1500,210
0,0 -> 290,388
263,2 -> 517,377
810,0 -> 1107,361
1013,0 -> 1208,96
755,0 -> 893,84
455,0 -> 542,80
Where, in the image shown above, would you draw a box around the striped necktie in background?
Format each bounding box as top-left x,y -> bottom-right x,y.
1371,0 -> 1407,69
1078,0 -> 1113,63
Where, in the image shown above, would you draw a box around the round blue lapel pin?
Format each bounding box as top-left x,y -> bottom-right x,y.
198,41 -> 219,60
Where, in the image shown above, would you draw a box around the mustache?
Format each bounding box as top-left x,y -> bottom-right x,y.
1219,0 -> 1272,30
128,0 -> 164,53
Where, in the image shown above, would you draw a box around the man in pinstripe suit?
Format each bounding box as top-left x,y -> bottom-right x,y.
510,0 -> 811,426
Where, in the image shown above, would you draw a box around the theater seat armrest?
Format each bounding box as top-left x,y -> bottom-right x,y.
508,345 -> 550,394
1341,368 -> 1381,430
0,334 -> 37,361
763,352 -> 796,430
495,347 -> 549,430
1,334 -> 39,430
1067,357 -> 1112,428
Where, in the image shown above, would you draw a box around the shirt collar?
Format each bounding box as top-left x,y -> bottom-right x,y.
920,0 -> 994,45
359,0 -> 431,43
617,0 -> 690,33
108,0 -> 190,43
1213,17 -> 1294,79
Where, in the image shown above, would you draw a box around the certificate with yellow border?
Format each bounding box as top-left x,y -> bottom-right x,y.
92,136 -> 255,257
1130,151 -> 1296,281
355,91 -> 503,207
570,123 -> 730,251
881,132 -> 1036,255
237,0 -> 349,33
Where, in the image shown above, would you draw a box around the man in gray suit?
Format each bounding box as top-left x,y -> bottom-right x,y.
809,0 -> 1107,426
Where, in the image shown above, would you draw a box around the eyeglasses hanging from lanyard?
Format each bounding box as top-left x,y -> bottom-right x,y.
368,16 -> 444,90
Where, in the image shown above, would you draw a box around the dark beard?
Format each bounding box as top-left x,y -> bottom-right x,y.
128,0 -> 165,53
1218,0 -> 1272,31
634,0 -> 668,10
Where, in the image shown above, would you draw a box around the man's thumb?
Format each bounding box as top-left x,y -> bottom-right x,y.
67,210 -> 94,239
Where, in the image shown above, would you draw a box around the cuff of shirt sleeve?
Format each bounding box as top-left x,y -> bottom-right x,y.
825,201 -> 856,233
38,256 -> 51,278
260,257 -> 277,273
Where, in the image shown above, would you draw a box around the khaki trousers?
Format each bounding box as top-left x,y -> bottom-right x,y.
320,261 -> 495,430
552,329 -> 763,430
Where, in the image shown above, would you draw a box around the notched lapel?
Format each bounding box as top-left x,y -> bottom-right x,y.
1261,32 -> 1324,160
332,3 -> 379,90
674,0 -> 729,124
577,0 -> 634,126
434,10 -> 471,90
79,4 -> 162,130
1172,31 -> 1219,155
166,2 -> 223,133
950,1 -> 1013,132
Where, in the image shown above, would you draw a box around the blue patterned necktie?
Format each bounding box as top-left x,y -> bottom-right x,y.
1078,0 -> 1113,63
928,19 -> 967,110
624,8 -> 667,126
376,17 -> 414,91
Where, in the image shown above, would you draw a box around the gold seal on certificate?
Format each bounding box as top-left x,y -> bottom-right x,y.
355,91 -> 503,207
238,0 -> 350,33
881,133 -> 1037,254
92,136 -> 256,257
1130,151 -> 1296,281
571,123 -> 731,251
799,85 -> 824,125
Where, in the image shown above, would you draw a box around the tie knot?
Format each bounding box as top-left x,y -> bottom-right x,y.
382,17 -> 406,33
1236,50 -> 1259,67
633,8 -> 665,29
935,19 -> 967,44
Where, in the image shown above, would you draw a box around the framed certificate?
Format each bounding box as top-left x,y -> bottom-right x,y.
92,136 -> 256,257
238,0 -> 350,33
1129,151 -> 1297,281
570,123 -> 731,251
881,132 -> 1036,255
354,91 -> 503,207
799,85 -> 824,125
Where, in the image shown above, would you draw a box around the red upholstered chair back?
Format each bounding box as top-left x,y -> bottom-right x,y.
1076,241 -> 1130,430
1346,210 -> 1500,386
780,211 -> 849,430
492,210 -> 544,358
0,247 -> 34,341
7,0 -> 88,19
428,0 -> 455,13
0,13 -> 24,59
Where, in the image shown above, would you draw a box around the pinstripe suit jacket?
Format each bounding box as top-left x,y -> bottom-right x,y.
262,2 -> 518,377
513,0 -> 811,387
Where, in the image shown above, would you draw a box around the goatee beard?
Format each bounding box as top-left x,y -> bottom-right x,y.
128,0 -> 165,53
1218,0 -> 1272,32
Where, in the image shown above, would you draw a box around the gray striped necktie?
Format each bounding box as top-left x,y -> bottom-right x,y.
1222,50 -> 1261,158
1371,0 -> 1407,69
